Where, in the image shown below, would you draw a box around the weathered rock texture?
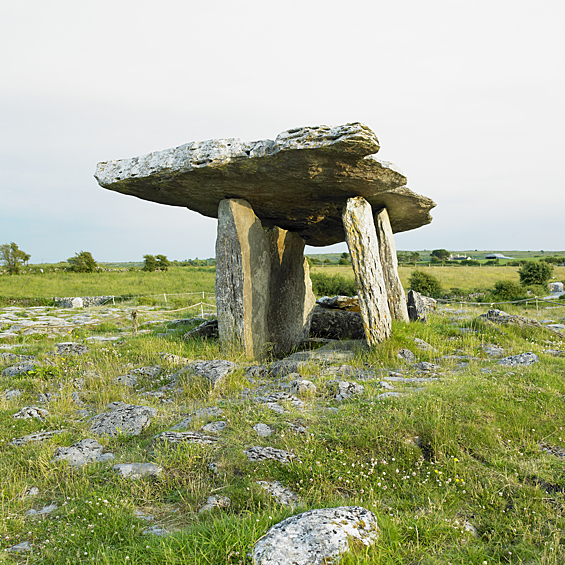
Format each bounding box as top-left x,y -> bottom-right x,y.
216,199 -> 315,357
252,506 -> 379,564
343,197 -> 391,345
375,207 -> 409,322
95,123 -> 435,247
309,306 -> 364,340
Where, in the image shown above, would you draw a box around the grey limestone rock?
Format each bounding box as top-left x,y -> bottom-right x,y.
152,431 -> 219,448
131,365 -> 162,378
332,381 -> 364,401
309,306 -> 364,340
201,421 -> 227,433
4,389 -> 21,400
397,348 -> 416,362
55,342 -> 89,355
316,296 -> 360,311
159,352 -> 192,365
257,392 -> 305,410
52,438 -> 114,467
89,404 -> 158,437
252,506 -> 379,565
170,406 -> 225,430
244,446 -> 295,464
2,363 -> 36,377
113,462 -> 162,479
26,503 -> 58,517
415,361 -> 441,372
143,525 -> 171,537
115,374 -> 137,386
95,123 -> 435,247
183,319 -> 219,340
481,344 -> 505,357
498,352 -> 539,366
414,337 -> 436,351
190,359 -> 236,387
7,541 -> 32,553
13,406 -> 49,420
407,290 -> 428,322
11,430 -> 64,446
199,495 -> 231,513
253,423 -> 274,437
290,379 -> 317,394
257,480 -> 299,507
343,197 -> 391,346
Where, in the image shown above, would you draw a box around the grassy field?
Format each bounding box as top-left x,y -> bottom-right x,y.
1,299 -> 565,563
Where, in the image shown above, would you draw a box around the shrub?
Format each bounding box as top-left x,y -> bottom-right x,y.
155,254 -> 170,271
518,261 -> 553,286
310,273 -> 356,297
407,270 -> 442,297
490,280 -> 525,301
67,251 -> 97,273
143,254 -> 156,272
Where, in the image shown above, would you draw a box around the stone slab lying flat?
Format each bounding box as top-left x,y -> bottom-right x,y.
95,123 -> 435,246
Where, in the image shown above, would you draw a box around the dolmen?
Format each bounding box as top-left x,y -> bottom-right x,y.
95,123 -> 435,358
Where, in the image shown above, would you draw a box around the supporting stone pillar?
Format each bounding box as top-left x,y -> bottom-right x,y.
374,207 -> 409,322
267,227 -> 316,357
215,198 -> 315,359
342,197 -> 391,346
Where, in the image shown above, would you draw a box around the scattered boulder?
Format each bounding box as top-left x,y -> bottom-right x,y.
256,392 -> 305,409
252,506 -> 379,565
257,480 -> 299,507
316,296 -> 360,312
26,503 -> 58,518
113,463 -> 162,479
11,430 -> 64,446
159,352 -> 191,365
89,404 -> 158,437
481,344 -> 505,357
290,379 -> 317,394
253,423 -> 274,437
152,431 -> 219,448
498,352 -> 539,366
545,349 -> 565,357
407,290 -> 436,322
13,406 -> 49,421
309,306 -> 364,340
199,495 -> 231,513
327,381 -> 364,401
71,297 -> 84,308
4,389 -> 21,400
414,337 -> 436,351
7,541 -> 31,553
415,361 -> 441,373
2,363 -> 36,377
115,374 -> 137,386
190,359 -> 235,387
201,421 -> 227,433
52,438 -> 114,467
131,365 -> 162,378
171,406 -> 225,430
244,446 -> 295,464
55,342 -> 89,355
397,348 -> 416,362
183,320 -> 219,340
143,525 -> 171,537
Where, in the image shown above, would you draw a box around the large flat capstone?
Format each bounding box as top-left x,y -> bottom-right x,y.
95,123 -> 435,246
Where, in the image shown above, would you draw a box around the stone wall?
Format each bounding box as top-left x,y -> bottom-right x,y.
53,296 -> 115,308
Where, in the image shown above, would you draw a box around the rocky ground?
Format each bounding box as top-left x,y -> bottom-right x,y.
1,301 -> 565,564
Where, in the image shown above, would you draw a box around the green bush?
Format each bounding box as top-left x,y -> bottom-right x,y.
490,280 -> 525,301
310,273 -> 356,297
67,251 -> 97,273
407,270 -> 442,297
518,261 -> 553,286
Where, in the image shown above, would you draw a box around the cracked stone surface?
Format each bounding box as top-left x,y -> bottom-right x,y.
244,446 -> 295,464
190,360 -> 235,387
252,506 -> 379,564
152,431 -> 219,448
89,404 -> 158,436
257,480 -> 299,507
2,363 -> 37,377
11,430 -> 64,446
199,495 -> 231,513
253,423 -> 274,437
95,123 -> 435,247
498,352 -> 539,366
113,462 -> 162,479
52,438 -> 114,467
13,406 -> 49,420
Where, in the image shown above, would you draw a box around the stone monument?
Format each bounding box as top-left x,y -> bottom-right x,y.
95,123 -> 435,358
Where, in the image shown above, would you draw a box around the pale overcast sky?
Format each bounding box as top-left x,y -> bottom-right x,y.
1,0 -> 564,263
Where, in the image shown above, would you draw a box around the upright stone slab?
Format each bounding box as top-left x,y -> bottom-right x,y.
374,207 -> 409,322
267,227 -> 315,356
215,199 -> 315,359
342,197 -> 391,346
216,199 -> 270,358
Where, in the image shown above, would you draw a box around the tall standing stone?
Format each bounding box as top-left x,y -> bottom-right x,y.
374,207 -> 409,322
267,227 -> 315,356
216,199 -> 315,359
216,199 -> 270,358
342,197 -> 391,346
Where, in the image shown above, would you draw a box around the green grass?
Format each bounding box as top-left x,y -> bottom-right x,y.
1,296 -> 565,563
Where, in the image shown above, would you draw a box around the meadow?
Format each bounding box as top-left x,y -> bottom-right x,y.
1,265 -> 565,563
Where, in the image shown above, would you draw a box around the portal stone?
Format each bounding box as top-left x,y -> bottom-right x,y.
374,207 -> 409,322
342,197 -> 391,345
216,199 -> 314,358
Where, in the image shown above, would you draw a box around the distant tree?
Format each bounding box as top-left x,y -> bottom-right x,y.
143,254 -> 156,272
408,270 -> 442,298
338,252 -> 351,265
409,252 -> 421,262
518,261 -> 553,287
491,280 -> 525,301
431,249 -> 450,261
155,254 -> 170,271
67,251 -> 97,273
0,242 -> 28,274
